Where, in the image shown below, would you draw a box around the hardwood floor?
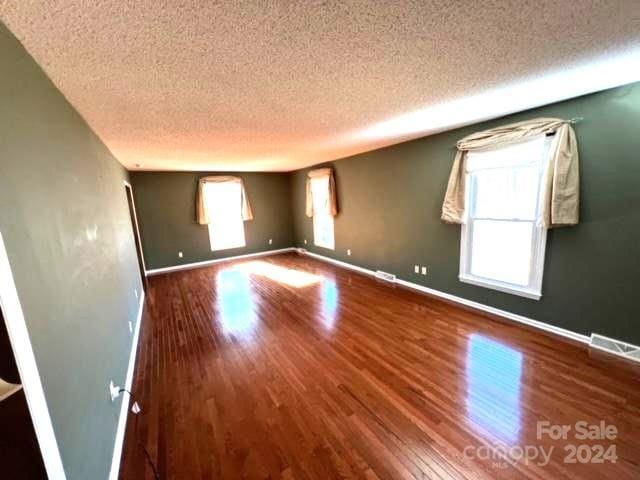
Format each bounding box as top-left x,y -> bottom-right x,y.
119,253 -> 640,480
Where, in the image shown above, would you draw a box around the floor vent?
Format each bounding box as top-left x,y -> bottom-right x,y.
589,334 -> 640,363
375,270 -> 396,282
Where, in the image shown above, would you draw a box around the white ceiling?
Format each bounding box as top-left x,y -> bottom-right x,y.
2,1 -> 640,172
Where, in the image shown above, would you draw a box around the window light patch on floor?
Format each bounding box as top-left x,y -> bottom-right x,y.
321,279 -> 339,330
238,261 -> 323,288
466,334 -> 523,444
216,269 -> 257,338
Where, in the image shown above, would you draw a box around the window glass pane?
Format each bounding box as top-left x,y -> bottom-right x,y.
471,166 -> 540,220
205,182 -> 246,251
313,212 -> 334,249
465,135 -> 548,172
470,220 -> 534,286
311,175 -> 334,249
311,176 -> 330,213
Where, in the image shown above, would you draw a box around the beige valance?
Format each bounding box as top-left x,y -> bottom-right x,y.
441,117 -> 580,228
305,167 -> 338,217
196,176 -> 253,225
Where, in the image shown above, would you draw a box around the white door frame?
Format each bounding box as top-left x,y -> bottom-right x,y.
123,181 -> 147,276
0,230 -> 67,479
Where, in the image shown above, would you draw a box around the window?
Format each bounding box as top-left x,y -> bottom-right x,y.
204,181 -> 246,251
459,135 -> 553,299
310,175 -> 335,249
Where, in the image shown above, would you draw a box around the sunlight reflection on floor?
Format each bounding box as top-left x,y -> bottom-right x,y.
216,261 -> 342,338
321,279 -> 339,330
238,260 -> 323,288
216,269 -> 257,338
466,334 -> 523,444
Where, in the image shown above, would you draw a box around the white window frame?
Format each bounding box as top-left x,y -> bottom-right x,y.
204,182 -> 247,252
313,211 -> 335,250
459,136 -> 553,300
310,176 -> 335,250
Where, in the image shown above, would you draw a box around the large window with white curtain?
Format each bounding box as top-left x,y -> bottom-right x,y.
204,181 -> 246,251
459,135 -> 553,299
310,175 -> 335,249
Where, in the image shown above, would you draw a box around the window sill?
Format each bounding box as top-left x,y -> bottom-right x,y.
210,243 -> 246,252
314,243 -> 335,250
459,275 -> 541,300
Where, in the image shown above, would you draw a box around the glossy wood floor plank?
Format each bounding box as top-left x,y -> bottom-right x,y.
120,253 -> 640,480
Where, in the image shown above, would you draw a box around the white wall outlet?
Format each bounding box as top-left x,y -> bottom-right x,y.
128,321 -> 133,333
347,249 -> 351,256
109,381 -> 120,402
134,288 -> 138,299
414,265 -> 419,273
178,251 -> 183,258
304,239 -> 307,245
268,238 -> 273,245
421,266 -> 427,275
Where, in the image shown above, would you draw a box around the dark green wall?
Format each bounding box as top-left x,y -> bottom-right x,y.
291,83 -> 640,345
0,23 -> 143,479
130,171 -> 294,270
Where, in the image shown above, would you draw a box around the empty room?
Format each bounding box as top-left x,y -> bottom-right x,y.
1,1 -> 639,479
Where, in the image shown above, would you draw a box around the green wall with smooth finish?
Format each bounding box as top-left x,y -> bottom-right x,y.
0,23 -> 143,479
130,171 -> 294,270
291,83 -> 640,345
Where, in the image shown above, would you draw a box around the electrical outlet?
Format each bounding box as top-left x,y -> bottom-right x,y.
421,266 -> 427,275
268,238 -> 273,245
134,288 -> 138,299
178,251 -> 183,258
128,321 -> 133,333
109,381 -> 120,402
347,249 -> 351,256
414,265 -> 419,273
304,239 -> 307,245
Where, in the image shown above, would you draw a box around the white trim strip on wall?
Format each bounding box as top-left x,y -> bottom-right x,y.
123,181 -> 148,275
300,249 -> 591,345
0,231 -> 67,480
145,247 -> 297,276
108,290 -> 146,480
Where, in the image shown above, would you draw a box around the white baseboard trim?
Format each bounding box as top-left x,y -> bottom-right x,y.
302,249 -> 375,277
300,249 -> 590,345
108,291 -> 146,480
145,247 -> 297,276
395,278 -> 589,344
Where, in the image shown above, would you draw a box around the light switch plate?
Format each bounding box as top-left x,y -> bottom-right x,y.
414,265 -> 419,273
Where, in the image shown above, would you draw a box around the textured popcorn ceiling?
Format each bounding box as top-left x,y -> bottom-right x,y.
1,1 -> 640,171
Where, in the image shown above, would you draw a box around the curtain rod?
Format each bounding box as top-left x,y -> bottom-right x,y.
453,117 -> 583,148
